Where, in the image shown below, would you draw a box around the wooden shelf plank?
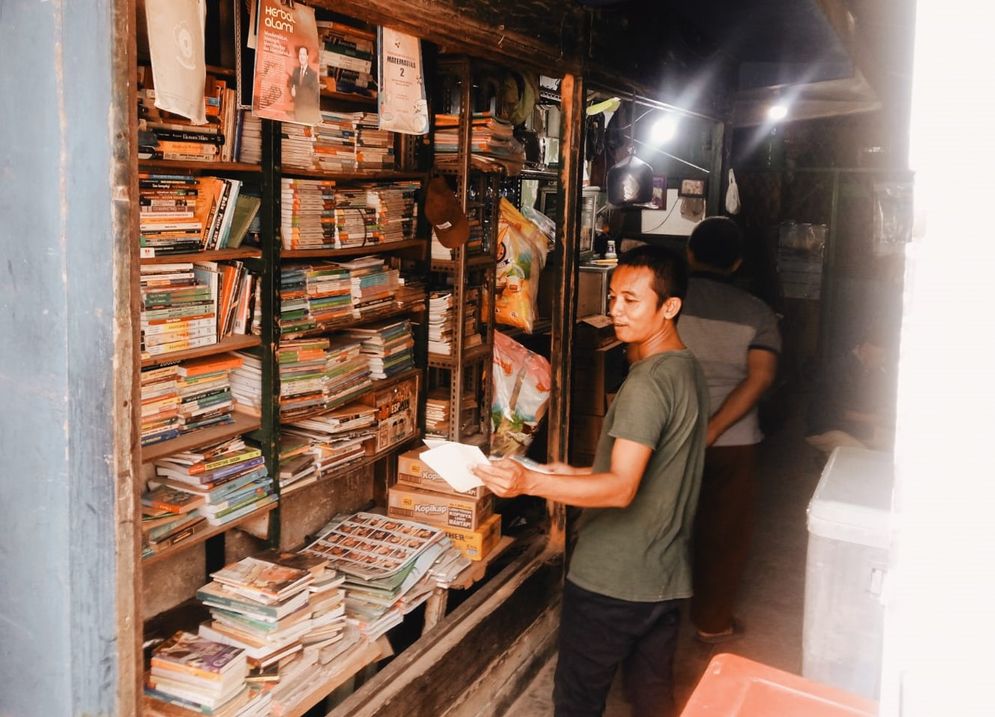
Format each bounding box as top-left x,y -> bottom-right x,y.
277,639 -> 386,717
282,239 -> 425,260
140,410 -> 262,464
141,501 -> 277,568
139,160 -> 262,173
278,168 -> 425,182
140,334 -> 261,369
140,248 -> 262,264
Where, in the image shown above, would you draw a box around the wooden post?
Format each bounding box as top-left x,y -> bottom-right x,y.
546,72 -> 585,553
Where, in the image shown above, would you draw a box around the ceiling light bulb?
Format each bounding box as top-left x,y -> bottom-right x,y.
768,103 -> 789,121
650,116 -> 678,144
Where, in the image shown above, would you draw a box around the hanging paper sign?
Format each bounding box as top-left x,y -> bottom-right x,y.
378,27 -> 429,135
251,0 -> 322,126
145,0 -> 208,124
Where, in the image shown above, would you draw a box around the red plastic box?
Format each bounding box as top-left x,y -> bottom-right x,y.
681,654 -> 877,716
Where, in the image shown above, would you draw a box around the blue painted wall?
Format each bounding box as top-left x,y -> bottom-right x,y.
0,1 -> 121,714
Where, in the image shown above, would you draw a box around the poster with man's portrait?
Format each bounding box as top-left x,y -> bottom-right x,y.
251,0 -> 322,125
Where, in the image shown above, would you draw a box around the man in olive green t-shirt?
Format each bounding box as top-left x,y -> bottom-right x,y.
474,246 -> 708,717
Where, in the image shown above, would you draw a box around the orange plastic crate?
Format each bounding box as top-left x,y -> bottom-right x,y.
681,654 -> 877,716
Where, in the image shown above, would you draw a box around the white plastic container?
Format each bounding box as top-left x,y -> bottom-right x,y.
803,446 -> 894,699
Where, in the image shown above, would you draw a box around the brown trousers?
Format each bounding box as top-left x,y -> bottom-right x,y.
690,444 -> 757,634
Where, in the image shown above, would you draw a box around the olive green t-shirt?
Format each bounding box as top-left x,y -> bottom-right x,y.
567,349 -> 708,603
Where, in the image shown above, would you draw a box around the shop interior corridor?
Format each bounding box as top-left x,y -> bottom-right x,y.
505,392 -> 826,716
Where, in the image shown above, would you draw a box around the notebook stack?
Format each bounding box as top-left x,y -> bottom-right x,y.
280,178 -> 337,251
355,113 -> 394,171
434,112 -> 524,174
341,256 -> 400,320
282,402 -> 376,482
311,111 -> 359,173
140,485 -> 206,559
175,353 -> 242,435
317,21 -> 377,99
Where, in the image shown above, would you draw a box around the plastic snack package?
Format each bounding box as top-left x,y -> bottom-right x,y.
490,331 -> 551,457
495,198 -> 549,333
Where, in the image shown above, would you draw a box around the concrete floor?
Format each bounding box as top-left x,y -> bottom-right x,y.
505,399 -> 825,716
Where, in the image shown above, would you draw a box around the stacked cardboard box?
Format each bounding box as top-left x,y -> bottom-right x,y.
388,448 -> 501,560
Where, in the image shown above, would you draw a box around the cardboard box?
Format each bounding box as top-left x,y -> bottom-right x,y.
396,448 -> 490,498
360,374 -> 419,454
571,340 -> 627,416
387,484 -> 493,531
445,513 -> 502,561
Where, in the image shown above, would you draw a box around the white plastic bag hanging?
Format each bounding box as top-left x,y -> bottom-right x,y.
725,168 -> 741,215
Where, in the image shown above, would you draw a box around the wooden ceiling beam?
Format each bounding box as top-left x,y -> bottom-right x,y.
309,0 -> 583,75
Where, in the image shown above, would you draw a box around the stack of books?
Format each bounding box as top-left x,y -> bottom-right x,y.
302,513 -> 462,640
278,266 -> 316,337
228,352 -> 262,417
427,291 -> 454,354
137,68 -> 239,163
323,338 -> 373,409
341,256 -> 400,319
276,436 -> 319,493
312,112 -> 359,173
139,174 -> 203,255
279,180 -> 418,251
140,263 -> 217,359
174,353 -> 242,435
424,389 -> 479,440
434,112 -> 524,175
196,556 -> 318,669
144,631 -> 256,716
317,21 -> 377,99
280,178 -> 337,251
282,402 -> 377,481
341,319 -> 415,379
305,264 -> 354,325
140,364 -> 182,446
237,111 -> 261,165
141,486 -> 206,558
276,338 -> 333,420
355,113 -> 394,171
150,438 -> 276,529
282,111 -> 397,174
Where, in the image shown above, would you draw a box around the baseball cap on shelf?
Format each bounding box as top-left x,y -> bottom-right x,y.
424,176 -> 470,249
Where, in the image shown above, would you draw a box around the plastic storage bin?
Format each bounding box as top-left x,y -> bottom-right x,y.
681,653 -> 876,716
804,447 -> 894,699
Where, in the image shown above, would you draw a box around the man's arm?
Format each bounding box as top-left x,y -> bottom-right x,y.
706,348 -> 778,446
473,438 -> 652,509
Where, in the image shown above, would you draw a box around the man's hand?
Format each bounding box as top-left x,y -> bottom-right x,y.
472,459 -> 530,498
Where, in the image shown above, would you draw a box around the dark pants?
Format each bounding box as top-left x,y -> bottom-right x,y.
554,580 -> 682,717
690,444 -> 757,634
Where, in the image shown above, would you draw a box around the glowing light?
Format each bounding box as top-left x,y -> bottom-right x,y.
767,103 -> 789,121
649,115 -> 678,144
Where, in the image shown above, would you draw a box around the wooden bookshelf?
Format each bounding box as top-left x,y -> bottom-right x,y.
140,334 -> 261,369
277,167 -> 425,182
281,239 -> 425,260
142,500 -> 277,568
141,410 -> 262,463
140,248 -> 262,264
139,159 -> 262,173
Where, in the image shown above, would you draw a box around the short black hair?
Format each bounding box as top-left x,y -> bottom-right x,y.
616,244 -> 688,307
688,216 -> 743,270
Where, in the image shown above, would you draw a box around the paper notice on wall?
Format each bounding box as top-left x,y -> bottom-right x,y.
145,0 -> 208,124
251,0 -> 322,126
378,27 -> 429,135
